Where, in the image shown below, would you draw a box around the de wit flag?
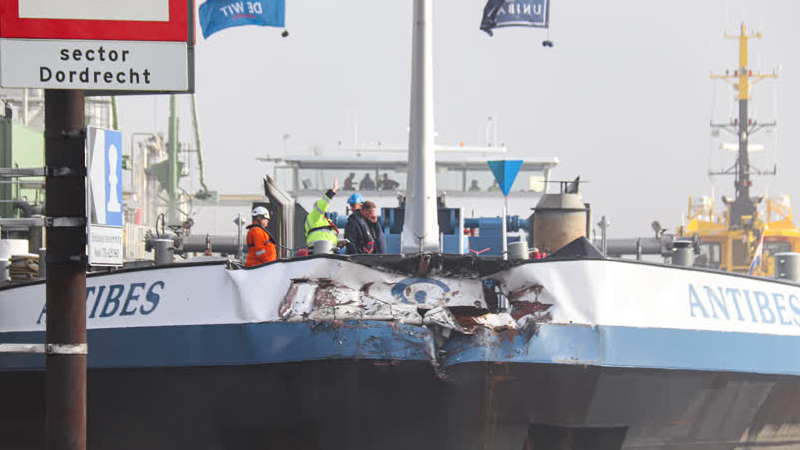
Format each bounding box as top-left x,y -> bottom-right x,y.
480,0 -> 550,36
199,0 -> 285,39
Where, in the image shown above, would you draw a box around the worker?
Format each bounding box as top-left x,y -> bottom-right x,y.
345,195 -> 374,254
343,172 -> 356,191
245,206 -> 277,266
305,178 -> 341,253
364,202 -> 386,254
359,173 -> 375,190
469,179 -> 481,191
347,192 -> 365,213
378,173 -> 399,191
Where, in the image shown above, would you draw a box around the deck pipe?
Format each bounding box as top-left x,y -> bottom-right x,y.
596,236 -> 673,258
181,235 -> 239,255
331,214 -> 527,233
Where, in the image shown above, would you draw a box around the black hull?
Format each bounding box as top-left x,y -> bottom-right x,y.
3,361 -> 800,450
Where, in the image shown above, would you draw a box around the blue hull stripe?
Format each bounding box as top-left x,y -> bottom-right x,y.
445,324 -> 800,375
3,321 -> 800,376
0,321 -> 435,371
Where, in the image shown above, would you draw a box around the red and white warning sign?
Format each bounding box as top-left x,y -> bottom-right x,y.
18,0 -> 170,22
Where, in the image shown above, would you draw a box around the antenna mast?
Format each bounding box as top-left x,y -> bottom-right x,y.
710,22 -> 777,229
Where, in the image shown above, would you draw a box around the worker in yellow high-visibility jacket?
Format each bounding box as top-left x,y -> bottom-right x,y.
304,178 -> 341,254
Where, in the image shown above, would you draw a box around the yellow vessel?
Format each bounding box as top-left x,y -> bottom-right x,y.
678,23 -> 799,276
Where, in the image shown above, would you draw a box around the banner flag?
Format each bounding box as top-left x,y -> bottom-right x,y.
199,0 -> 285,39
480,0 -> 550,36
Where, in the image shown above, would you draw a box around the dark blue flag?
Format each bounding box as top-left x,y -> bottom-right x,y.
480,0 -> 549,36
199,0 -> 285,39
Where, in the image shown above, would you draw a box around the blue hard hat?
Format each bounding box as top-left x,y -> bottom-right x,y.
347,193 -> 365,204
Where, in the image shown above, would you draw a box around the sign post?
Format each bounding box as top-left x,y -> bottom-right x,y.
0,2 -> 194,449
488,160 -> 523,260
44,89 -> 88,450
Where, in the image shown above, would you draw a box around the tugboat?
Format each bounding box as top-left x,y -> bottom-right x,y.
680,23 -> 800,276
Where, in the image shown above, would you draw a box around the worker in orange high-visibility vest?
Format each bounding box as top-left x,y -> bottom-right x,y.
245,206 -> 277,266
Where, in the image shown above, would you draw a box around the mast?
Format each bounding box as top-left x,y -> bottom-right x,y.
402,0 -> 439,253
710,23 -> 777,229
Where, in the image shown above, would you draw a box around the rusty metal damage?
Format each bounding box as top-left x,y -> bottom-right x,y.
276,256 -> 554,375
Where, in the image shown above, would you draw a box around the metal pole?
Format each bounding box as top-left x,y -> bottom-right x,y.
502,195 -> 508,260
401,0 -> 439,253
597,215 -> 610,257
237,213 -> 244,262
167,94 -> 179,225
110,96 -> 119,129
190,94 -> 210,194
23,88 -> 29,125
44,89 -> 87,450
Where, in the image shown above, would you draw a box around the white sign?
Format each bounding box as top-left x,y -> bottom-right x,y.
88,127 -> 124,266
89,225 -> 124,266
0,38 -> 188,91
18,0 -> 170,22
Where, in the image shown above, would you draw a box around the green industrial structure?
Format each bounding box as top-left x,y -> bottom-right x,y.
0,117 -> 45,218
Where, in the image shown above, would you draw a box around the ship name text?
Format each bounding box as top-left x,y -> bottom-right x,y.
36,281 -> 164,325
689,284 -> 800,326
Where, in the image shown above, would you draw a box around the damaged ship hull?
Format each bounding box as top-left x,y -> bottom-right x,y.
3,255 -> 800,449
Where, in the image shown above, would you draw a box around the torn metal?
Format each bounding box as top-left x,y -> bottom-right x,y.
269,255 -> 554,338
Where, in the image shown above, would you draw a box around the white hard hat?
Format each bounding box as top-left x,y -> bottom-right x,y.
252,206 -> 270,219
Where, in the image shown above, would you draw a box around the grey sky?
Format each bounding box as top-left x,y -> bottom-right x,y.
116,0 -> 800,238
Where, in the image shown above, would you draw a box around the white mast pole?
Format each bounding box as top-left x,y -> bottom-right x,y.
402,0 -> 439,253
502,195 -> 508,260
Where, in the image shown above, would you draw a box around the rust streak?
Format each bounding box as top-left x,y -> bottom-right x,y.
493,375 -> 516,381
508,284 -> 543,302
510,300 -> 552,321
360,282 -> 374,296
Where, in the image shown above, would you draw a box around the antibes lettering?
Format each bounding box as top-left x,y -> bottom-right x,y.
688,283 -> 800,328
35,281 -> 165,324
688,284 -> 709,318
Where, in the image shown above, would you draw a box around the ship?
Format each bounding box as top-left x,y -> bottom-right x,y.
3,7 -> 800,450
677,23 -> 800,277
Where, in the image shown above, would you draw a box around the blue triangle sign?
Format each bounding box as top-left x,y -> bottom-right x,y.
487,160 -> 523,196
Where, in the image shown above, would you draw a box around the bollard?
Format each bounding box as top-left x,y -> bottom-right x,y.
152,239 -> 175,265
508,241 -> 530,261
671,240 -> 694,267
38,248 -> 46,279
774,253 -> 800,283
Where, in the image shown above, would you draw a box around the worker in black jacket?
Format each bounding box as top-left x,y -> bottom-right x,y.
364,202 -> 386,254
345,200 -> 375,254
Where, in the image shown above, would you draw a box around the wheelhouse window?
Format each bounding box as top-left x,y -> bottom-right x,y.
764,240 -> 791,257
